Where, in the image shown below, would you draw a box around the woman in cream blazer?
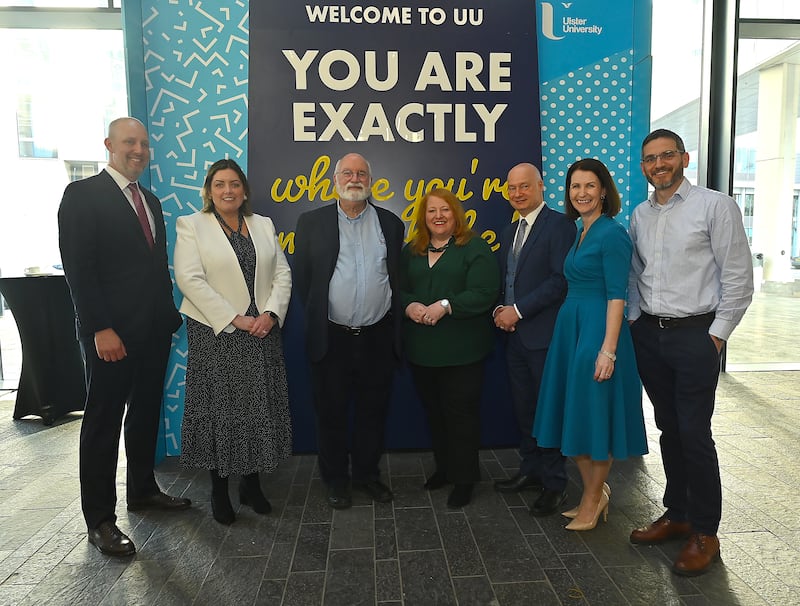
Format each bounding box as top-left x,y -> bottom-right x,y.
174,159 -> 292,525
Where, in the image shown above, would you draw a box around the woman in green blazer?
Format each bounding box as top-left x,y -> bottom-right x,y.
401,188 -> 500,508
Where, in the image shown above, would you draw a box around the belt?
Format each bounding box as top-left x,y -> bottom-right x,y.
329,313 -> 391,336
639,311 -> 715,329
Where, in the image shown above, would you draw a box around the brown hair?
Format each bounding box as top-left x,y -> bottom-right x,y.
563,158 -> 621,220
201,158 -> 253,216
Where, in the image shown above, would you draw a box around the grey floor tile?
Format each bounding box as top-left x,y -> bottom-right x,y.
399,550 -> 457,606
192,556 -> 267,606
376,558 -> 401,602
451,576 -> 496,605
97,560 -> 176,606
375,517 -> 397,560
324,548 -> 375,605
436,512 -> 485,577
292,523 -> 330,572
492,580 -> 561,605
329,507 -> 374,549
395,508 -> 442,551
254,578 -> 286,605
282,570 -> 324,606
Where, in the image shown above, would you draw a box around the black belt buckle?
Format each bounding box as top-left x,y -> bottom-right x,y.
658,317 -> 669,329
347,326 -> 362,336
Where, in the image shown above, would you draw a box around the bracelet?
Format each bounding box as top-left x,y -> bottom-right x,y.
599,350 -> 617,362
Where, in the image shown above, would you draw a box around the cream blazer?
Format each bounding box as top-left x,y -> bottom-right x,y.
174,212 -> 291,335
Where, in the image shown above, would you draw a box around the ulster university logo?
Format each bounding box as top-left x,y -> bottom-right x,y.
541,2 -> 604,40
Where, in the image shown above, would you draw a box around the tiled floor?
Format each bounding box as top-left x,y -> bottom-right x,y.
0,368 -> 799,605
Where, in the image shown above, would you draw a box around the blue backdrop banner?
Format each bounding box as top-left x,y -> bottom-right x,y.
248,0 -> 542,451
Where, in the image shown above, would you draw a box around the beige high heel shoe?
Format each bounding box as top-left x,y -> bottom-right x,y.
564,490 -> 609,531
562,483 -> 610,519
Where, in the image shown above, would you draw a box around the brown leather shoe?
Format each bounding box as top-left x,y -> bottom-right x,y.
673,533 -> 720,576
630,514 -> 692,545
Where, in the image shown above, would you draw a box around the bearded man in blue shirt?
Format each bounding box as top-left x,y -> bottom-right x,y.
627,129 -> 753,577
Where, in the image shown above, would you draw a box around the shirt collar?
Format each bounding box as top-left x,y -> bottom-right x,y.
648,177 -> 691,209
105,165 -> 137,192
519,201 -> 546,225
337,199 -> 372,222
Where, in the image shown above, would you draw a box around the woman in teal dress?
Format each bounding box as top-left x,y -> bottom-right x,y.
533,158 -> 647,531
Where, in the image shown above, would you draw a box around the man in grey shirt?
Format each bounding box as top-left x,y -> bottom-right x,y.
294,153 -> 405,510
627,129 -> 753,576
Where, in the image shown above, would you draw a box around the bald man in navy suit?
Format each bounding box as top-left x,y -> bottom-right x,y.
59,117 -> 189,557
493,163 -> 576,516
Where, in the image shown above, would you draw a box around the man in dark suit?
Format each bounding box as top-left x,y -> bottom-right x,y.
58,117 -> 189,557
294,152 -> 404,510
493,162 -> 576,516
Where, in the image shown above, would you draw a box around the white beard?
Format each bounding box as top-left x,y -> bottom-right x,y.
336,182 -> 370,202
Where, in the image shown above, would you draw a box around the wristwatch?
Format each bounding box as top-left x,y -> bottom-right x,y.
266,311 -> 278,320
440,299 -> 450,313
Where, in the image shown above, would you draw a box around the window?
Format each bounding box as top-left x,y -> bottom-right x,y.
0,25 -> 125,276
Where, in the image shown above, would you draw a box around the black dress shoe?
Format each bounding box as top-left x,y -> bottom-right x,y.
127,491 -> 192,512
494,473 -> 543,493
530,489 -> 568,517
424,471 -> 449,491
327,483 -> 352,510
88,521 -> 136,557
447,484 -> 474,508
353,480 -> 393,503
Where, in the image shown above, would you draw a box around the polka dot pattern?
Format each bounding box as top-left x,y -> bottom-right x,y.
540,50 -> 635,219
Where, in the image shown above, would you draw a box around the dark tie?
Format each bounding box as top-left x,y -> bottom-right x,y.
513,218 -> 527,258
128,183 -> 154,249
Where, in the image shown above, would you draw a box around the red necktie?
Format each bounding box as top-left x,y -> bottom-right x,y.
128,183 -> 154,249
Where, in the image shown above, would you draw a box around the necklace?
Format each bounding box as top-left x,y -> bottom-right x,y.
427,236 -> 453,253
213,209 -> 244,238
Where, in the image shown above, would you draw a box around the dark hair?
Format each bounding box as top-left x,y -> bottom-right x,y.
563,158 -> 621,219
409,188 -> 474,255
641,129 -> 686,154
201,158 -> 253,216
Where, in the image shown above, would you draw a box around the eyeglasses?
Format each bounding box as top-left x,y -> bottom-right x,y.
337,169 -> 370,181
507,184 -> 531,194
641,150 -> 684,165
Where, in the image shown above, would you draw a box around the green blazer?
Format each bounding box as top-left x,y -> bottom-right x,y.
400,235 -> 500,367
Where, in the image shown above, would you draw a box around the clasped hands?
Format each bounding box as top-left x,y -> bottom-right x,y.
233,312 -> 275,338
493,305 -> 519,332
406,301 -> 446,326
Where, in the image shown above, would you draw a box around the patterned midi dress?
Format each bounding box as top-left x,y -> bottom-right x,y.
180,220 -> 292,477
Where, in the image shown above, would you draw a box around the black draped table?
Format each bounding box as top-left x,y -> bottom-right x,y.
0,275 -> 86,424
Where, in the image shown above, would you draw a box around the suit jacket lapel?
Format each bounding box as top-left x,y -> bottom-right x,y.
516,206 -> 550,266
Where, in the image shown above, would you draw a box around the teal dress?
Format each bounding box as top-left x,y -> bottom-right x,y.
533,216 -> 647,460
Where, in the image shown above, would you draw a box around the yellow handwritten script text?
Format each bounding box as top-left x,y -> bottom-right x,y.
272,155 -> 510,254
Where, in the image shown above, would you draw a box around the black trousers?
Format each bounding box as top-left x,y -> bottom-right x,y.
506,334 -> 566,490
630,317 -> 722,535
410,360 -> 485,485
79,333 -> 171,529
310,318 -> 395,485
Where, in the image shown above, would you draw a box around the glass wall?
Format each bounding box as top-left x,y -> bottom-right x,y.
649,1 -> 800,369
0,27 -> 126,277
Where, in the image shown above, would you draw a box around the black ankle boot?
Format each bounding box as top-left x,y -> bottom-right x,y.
447,484 -> 474,509
240,473 -> 271,514
210,469 -> 235,525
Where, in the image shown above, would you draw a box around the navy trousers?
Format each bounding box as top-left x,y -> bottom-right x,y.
631,317 -> 722,536
506,333 -> 566,491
